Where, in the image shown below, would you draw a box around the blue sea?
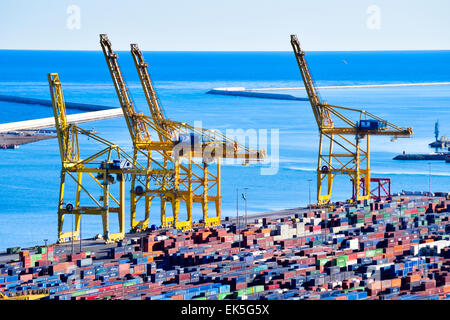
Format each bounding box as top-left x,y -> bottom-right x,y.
0,50 -> 449,250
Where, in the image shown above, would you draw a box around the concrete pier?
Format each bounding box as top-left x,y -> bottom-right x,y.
208,82 -> 450,100
0,108 -> 123,133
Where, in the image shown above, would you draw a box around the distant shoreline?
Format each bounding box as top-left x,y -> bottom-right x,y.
244,82 -> 450,91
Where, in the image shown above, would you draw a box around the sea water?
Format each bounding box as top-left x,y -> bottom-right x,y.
0,50 -> 449,250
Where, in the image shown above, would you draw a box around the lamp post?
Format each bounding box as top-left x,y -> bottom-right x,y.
236,188 -> 241,252
71,214 -> 74,255
307,179 -> 312,210
428,162 -> 432,195
242,188 -> 248,227
79,217 -> 82,253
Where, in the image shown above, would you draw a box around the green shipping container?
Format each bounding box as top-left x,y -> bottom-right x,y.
375,248 -> 383,255
366,250 -> 376,257
218,293 -> 230,300
234,289 -> 244,297
71,291 -> 86,297
333,256 -> 347,267
254,285 -> 264,293
37,247 -> 47,254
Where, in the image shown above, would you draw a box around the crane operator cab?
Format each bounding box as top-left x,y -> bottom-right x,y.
357,119 -> 387,131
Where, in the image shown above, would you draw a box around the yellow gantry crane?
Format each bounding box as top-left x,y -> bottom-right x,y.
48,73 -> 147,243
290,35 -> 413,204
100,34 -> 265,231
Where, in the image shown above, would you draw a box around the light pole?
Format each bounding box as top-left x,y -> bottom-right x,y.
71,214 -> 74,255
79,217 -> 82,253
44,239 -> 48,257
307,179 -> 312,210
428,162 -> 432,195
236,188 -> 241,252
242,188 -> 248,227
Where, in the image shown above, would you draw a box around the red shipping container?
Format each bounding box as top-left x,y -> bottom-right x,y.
19,274 -> 33,281
119,263 -> 130,277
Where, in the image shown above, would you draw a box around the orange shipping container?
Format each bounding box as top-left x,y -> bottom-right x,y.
408,274 -> 421,283
381,280 -> 392,290
391,278 -> 401,288
369,281 -> 381,290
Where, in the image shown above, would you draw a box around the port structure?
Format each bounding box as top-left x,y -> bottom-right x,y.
48,73 -> 149,243
100,34 -> 266,231
290,35 -> 413,204
352,178 -> 391,200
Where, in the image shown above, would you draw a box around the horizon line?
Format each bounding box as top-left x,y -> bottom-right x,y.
1,48 -> 450,53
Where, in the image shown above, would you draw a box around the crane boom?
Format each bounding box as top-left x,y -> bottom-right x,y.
100,34 -> 149,143
290,35 -> 332,128
48,73 -> 75,164
130,43 -> 171,141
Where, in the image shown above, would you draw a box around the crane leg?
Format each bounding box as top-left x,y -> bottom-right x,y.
202,162 -> 208,224
74,172 -> 82,240
160,198 -> 167,227
130,149 -> 138,230
317,133 -> 332,204
143,152 -> 151,230
186,153 -> 193,229
215,159 -> 222,226
364,134 -> 371,199
326,135 -> 334,200
119,174 -> 125,236
102,171 -> 109,241
57,171 -> 66,243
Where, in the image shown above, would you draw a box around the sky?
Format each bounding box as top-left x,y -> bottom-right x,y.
0,0 -> 449,51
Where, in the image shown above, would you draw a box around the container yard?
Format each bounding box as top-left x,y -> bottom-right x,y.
1,195 -> 449,301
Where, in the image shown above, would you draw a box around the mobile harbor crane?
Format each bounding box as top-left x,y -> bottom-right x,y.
48,73 -> 148,243
100,34 -> 266,231
290,35 -> 413,204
